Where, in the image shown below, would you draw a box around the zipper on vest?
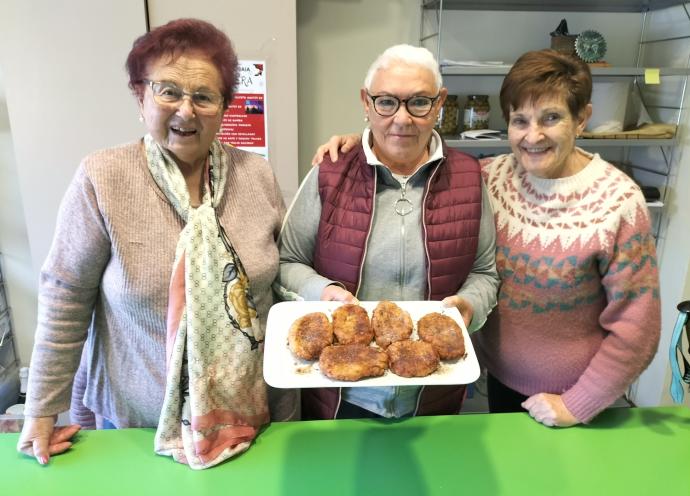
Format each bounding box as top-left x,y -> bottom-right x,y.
399,177 -> 408,294
422,161 -> 443,299
354,167 -> 378,298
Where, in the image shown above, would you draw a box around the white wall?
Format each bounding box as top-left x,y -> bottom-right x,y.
0,68 -> 34,366
296,0 -> 420,180
0,0 -> 145,365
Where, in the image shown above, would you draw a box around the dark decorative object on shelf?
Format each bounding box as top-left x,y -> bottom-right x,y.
575,30 -> 607,63
550,19 -> 578,56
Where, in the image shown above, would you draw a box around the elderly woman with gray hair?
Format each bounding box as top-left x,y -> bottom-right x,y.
278,44 -> 499,420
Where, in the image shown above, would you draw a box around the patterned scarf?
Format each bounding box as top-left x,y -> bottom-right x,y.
146,135 -> 269,469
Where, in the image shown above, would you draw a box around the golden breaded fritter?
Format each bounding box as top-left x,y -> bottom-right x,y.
332,304 -> 373,345
387,340 -> 439,378
319,344 -> 388,381
288,312 -> 333,360
417,312 -> 466,360
371,300 -> 413,349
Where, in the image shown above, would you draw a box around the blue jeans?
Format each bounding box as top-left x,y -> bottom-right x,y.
335,401 -> 413,420
101,418 -> 117,429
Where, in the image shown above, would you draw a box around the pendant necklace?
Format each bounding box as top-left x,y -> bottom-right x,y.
394,176 -> 413,216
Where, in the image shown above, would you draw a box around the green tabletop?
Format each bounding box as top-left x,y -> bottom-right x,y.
1,406 -> 689,495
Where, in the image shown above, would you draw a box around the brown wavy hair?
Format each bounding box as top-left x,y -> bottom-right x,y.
500,49 -> 592,121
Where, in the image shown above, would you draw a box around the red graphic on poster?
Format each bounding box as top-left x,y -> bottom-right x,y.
217,94 -> 265,147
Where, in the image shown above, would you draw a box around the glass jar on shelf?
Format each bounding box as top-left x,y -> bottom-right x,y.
436,94 -> 460,136
463,95 -> 490,131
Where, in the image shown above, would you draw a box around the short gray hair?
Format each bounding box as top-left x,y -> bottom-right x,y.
363,44 -> 442,91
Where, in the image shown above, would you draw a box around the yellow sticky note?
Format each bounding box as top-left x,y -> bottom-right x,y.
645,68 -> 660,85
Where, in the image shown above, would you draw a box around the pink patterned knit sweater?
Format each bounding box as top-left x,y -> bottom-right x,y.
474,151 -> 660,423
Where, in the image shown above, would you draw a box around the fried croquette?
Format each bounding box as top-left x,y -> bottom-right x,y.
371,300 -> 412,349
332,304 -> 373,345
417,312 -> 466,360
288,312 -> 333,360
319,344 -> 388,381
387,340 -> 439,377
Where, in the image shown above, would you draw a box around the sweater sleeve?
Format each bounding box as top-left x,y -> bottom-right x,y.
456,181 -> 500,333
561,192 -> 660,423
25,163 -> 111,417
277,167 -> 341,301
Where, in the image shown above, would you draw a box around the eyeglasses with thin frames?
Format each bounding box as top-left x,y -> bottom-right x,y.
367,92 -> 440,118
143,79 -> 224,116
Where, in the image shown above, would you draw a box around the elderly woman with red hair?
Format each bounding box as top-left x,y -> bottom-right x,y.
17,19 -> 295,469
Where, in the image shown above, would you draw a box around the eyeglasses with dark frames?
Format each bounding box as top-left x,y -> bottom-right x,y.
367,92 -> 440,118
143,79 -> 224,115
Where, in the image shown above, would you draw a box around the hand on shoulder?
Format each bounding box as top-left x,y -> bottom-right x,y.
312,134 -> 361,166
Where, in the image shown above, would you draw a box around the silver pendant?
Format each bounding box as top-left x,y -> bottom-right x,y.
394,197 -> 413,216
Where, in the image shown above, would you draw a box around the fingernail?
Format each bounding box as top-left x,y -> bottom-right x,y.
39,456 -> 48,465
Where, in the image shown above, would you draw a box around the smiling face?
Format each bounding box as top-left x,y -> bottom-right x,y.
361,63 -> 446,175
507,94 -> 592,179
139,53 -> 224,170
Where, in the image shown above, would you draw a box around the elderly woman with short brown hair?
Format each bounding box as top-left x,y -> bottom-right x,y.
17,18 -> 295,469
473,50 -> 660,427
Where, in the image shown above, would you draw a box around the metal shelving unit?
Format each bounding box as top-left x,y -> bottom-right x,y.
0,259 -> 19,413
441,66 -> 690,76
445,137 -> 677,148
422,0 -> 686,12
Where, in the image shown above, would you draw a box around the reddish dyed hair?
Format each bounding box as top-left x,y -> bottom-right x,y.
499,49 -> 592,121
126,18 -> 238,108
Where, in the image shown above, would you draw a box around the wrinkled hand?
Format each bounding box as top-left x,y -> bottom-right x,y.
311,134 -> 362,165
522,393 -> 580,428
17,415 -> 81,465
441,295 -> 474,328
321,285 -> 358,303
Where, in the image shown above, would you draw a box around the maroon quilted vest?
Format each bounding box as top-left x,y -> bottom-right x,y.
314,144 -> 482,300
307,143 -> 482,419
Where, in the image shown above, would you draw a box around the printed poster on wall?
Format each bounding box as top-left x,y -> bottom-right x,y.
217,60 -> 267,158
